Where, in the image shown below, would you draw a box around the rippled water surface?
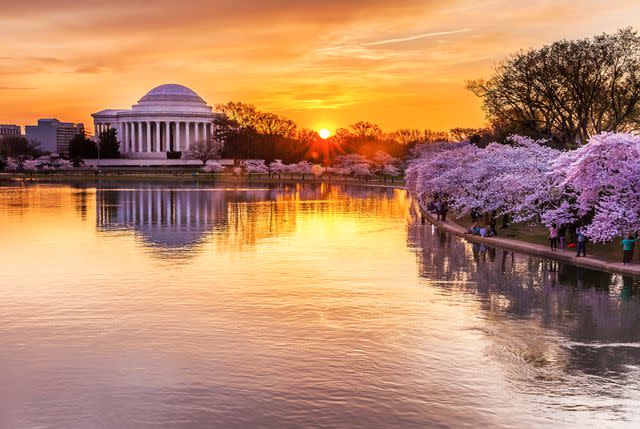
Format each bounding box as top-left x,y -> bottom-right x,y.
1,181 -> 640,428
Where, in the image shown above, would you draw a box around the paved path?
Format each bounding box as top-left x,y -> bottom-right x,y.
419,202 -> 640,277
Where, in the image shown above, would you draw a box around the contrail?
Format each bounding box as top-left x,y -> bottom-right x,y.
361,28 -> 472,46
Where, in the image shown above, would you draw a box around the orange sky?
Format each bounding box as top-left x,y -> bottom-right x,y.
1,0 -> 639,134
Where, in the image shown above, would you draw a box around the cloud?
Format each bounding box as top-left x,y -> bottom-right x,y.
74,64 -> 109,74
1,0 -> 640,132
360,28 -> 472,46
0,86 -> 36,90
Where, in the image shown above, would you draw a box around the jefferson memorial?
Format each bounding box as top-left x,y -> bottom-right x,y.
92,84 -> 221,158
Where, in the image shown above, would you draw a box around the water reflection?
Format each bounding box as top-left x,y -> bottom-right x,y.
97,187 -> 237,248
409,222 -> 640,382
2,182 -> 640,428
94,182 -> 404,252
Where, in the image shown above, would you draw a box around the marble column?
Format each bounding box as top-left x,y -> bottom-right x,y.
121,123 -> 126,153
185,122 -> 191,152
137,122 -> 142,152
123,123 -> 129,153
128,122 -> 132,153
156,122 -> 161,153
176,122 -> 181,152
146,121 -> 151,153
165,121 -> 171,152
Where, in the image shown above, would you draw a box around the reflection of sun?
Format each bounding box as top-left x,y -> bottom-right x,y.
319,128 -> 331,139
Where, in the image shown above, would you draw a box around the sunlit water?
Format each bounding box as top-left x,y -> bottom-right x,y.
1,181 -> 640,429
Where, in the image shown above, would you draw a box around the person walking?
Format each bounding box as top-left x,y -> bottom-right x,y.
489,214 -> 498,237
440,200 -> 448,222
435,200 -> 442,221
621,235 -> 638,265
558,225 -> 567,250
576,227 -> 587,257
549,224 -> 559,251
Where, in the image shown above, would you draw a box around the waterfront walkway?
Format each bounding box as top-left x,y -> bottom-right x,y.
419,203 -> 640,277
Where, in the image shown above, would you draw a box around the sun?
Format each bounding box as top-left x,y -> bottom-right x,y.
319,128 -> 331,139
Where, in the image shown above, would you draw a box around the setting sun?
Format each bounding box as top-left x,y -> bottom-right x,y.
319,128 -> 331,139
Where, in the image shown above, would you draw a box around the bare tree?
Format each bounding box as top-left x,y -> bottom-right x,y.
214,102 -> 260,129
255,112 -> 297,138
421,129 -> 450,143
449,127 -> 478,142
189,139 -> 222,165
297,128 -> 320,146
350,121 -> 382,139
467,28 -> 640,147
387,129 -> 424,146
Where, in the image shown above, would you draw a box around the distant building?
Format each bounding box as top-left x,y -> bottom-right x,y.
0,124 -> 21,141
92,84 -> 222,159
25,119 -> 84,156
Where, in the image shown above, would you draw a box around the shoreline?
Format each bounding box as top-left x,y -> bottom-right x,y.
0,173 -> 404,188
4,173 -> 637,277
417,200 -> 640,277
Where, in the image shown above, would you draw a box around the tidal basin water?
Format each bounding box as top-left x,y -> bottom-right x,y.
1,182 -> 640,429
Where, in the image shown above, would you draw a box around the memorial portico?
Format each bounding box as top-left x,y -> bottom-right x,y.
92,84 -> 221,159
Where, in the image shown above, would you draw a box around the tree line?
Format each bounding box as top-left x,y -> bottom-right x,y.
214,101 -> 467,164
467,27 -> 640,148
406,132 -> 640,243
4,27 -> 639,169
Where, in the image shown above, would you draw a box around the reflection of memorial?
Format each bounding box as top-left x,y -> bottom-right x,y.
97,186 -> 230,248
95,183 -> 410,252
407,221 -> 640,378
97,185 -> 304,250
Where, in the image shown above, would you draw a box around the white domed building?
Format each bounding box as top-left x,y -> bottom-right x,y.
92,84 -> 221,159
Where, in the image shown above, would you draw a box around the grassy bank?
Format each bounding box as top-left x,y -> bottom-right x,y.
455,215 -> 627,263
0,171 -> 405,187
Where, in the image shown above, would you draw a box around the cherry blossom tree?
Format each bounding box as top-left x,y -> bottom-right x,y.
294,161 -> 313,180
382,164 -> 401,182
371,150 -> 401,179
2,158 -> 19,171
406,136 -> 558,221
543,132 -> 640,241
246,160 -> 268,177
22,159 -> 41,172
311,164 -> 324,179
371,150 -> 395,168
351,163 -> 372,180
201,161 -> 224,175
52,159 -> 74,171
334,154 -> 369,171
406,131 -> 640,243
269,159 -> 287,178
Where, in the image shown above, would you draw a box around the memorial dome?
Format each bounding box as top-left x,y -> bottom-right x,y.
139,84 -> 206,104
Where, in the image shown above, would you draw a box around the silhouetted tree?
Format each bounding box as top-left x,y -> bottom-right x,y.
468,28 -> 640,147
0,136 -> 42,165
189,139 -> 222,165
69,133 -> 98,159
97,128 -> 120,158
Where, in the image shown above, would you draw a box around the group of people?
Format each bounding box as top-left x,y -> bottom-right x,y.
549,224 -> 639,264
427,196 -> 449,221
547,224 -> 588,257
466,222 -> 496,238
425,197 -> 640,267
